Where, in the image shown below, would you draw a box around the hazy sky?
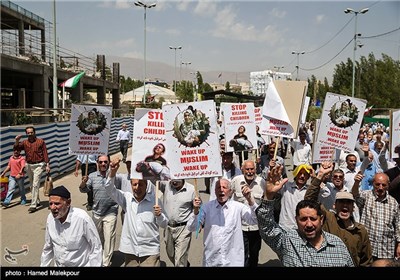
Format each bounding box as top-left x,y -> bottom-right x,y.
13,0 -> 400,83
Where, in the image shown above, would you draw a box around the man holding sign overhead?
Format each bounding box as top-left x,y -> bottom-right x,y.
105,158 -> 168,267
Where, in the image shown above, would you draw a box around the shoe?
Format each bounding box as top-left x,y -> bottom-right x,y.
86,205 -> 93,211
1,202 -> 10,208
20,200 -> 27,205
28,207 -> 37,213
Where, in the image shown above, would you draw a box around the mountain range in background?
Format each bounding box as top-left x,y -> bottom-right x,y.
108,55 -> 251,85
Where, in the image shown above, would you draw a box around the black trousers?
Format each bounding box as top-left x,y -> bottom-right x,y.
80,163 -> 97,205
120,140 -> 129,161
243,230 -> 262,267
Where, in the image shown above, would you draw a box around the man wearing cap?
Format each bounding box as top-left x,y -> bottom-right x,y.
275,163 -> 313,230
41,186 -> 102,267
159,179 -> 196,267
304,162 -> 373,267
256,165 -> 355,267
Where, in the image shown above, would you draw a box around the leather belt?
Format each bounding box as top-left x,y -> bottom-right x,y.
168,221 -> 187,228
28,161 -> 44,164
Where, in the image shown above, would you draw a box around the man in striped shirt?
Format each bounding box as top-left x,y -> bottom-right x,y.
15,126 -> 50,213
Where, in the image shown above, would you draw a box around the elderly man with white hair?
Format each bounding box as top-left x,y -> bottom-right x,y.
186,178 -> 258,267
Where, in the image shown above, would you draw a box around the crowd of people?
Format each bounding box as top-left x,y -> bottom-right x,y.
1,121 -> 400,267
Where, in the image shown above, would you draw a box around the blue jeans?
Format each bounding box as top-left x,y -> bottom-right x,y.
4,176 -> 26,205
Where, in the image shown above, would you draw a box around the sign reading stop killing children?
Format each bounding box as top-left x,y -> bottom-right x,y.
130,108 -> 171,183
316,92 -> 366,152
163,100 -> 221,179
255,106 -> 271,146
221,102 -> 257,153
69,104 -> 112,155
260,80 -> 308,139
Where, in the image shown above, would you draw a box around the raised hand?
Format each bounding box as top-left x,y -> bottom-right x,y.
265,165 -> 288,200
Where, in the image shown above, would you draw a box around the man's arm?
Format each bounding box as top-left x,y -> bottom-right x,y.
304,161 -> 333,202
74,160 -> 81,177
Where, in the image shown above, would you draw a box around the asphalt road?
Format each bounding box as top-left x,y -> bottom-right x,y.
1,151 -> 286,268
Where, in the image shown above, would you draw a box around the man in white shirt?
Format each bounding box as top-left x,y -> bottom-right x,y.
290,131 -> 312,170
115,123 -> 131,163
41,186 -> 102,267
187,178 -> 258,267
105,158 -> 168,267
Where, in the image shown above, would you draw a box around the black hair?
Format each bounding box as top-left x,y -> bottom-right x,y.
295,200 -> 323,217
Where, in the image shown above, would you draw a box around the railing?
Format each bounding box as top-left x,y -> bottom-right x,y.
1,1 -> 114,80
1,107 -> 136,127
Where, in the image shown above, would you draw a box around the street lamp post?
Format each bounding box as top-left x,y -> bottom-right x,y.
344,7 -> 369,98
134,1 -> 157,105
169,46 -> 182,93
181,61 -> 191,80
291,51 -> 305,81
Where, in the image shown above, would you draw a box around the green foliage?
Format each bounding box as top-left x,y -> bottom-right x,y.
203,83 -> 213,92
332,52 -> 400,109
176,80 -> 195,102
12,112 -> 32,125
306,106 -> 322,122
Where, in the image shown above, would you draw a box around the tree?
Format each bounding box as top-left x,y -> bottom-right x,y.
225,81 -> 230,91
332,52 -> 400,109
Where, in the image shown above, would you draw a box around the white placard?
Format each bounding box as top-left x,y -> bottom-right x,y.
163,100 -> 221,179
130,108 -> 170,182
69,104 -> 112,155
316,92 -> 367,152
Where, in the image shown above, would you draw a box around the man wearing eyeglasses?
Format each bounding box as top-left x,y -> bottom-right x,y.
79,154 -> 122,267
304,162 -> 372,266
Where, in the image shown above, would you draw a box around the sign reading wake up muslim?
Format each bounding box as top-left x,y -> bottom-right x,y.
316,92 -> 366,152
162,100 -> 221,179
69,104 -> 112,155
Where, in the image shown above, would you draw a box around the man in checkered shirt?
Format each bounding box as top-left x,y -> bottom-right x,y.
256,165 -> 354,267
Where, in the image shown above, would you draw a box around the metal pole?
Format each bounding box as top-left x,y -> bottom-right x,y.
351,13 -> 358,98
174,49 -> 177,92
143,7 -> 147,104
135,2 -> 156,105
345,7 -> 369,97
52,0 -> 58,112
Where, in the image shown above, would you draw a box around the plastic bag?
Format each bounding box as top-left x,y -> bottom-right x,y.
43,174 -> 53,196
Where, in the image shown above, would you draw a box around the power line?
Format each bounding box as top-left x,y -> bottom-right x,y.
305,17 -> 353,54
300,38 -> 353,71
360,26 -> 400,39
299,27 -> 400,72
